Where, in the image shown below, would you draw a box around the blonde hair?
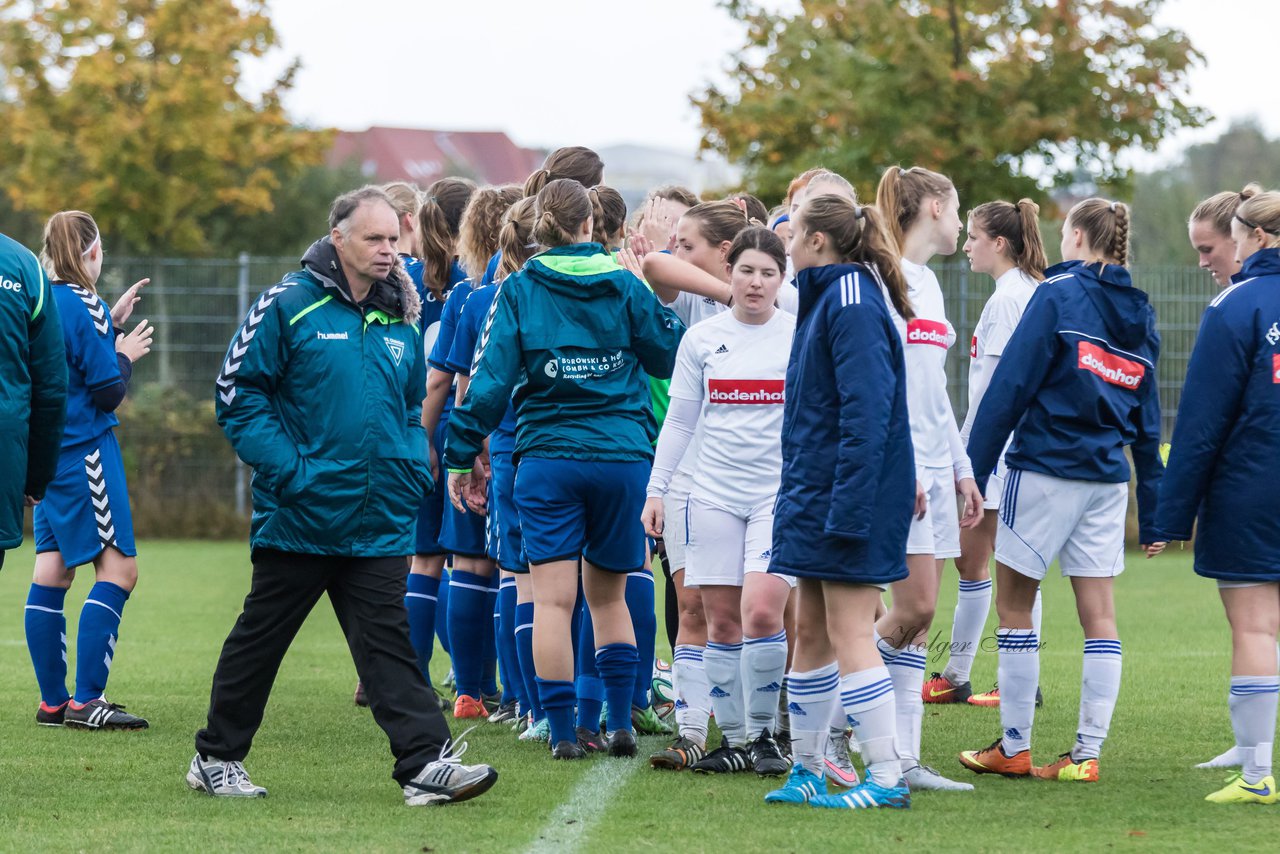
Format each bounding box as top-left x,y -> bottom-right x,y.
41,211 -> 100,293
1066,198 -> 1131,266
458,185 -> 522,281
1190,191 -> 1242,238
968,199 -> 1048,280
875,165 -> 955,250
786,167 -> 827,208
1234,183 -> 1280,248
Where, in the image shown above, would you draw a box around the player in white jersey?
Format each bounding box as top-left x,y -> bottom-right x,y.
644,227 -> 794,778
632,201 -> 756,770
872,165 -> 984,792
922,199 -> 1048,709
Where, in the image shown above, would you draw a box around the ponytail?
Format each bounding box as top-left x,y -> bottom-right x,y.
498,197 -> 540,278
458,184 -> 521,280
40,211 -> 100,293
418,177 -> 476,300
589,185 -> 627,248
875,165 -> 954,251
969,198 -> 1047,280
799,194 -> 913,320
1066,198 -> 1130,267
523,146 -> 604,198
1234,184 -> 1280,249
533,179 -> 593,248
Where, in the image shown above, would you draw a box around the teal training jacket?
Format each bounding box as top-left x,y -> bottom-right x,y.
444,243 -> 684,470
0,232 -> 67,549
215,239 -> 430,557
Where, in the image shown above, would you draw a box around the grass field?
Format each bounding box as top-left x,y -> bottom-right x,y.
0,540 -> 1273,853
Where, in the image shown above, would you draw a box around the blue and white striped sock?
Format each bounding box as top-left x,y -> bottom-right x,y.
786,662 -> 839,775
840,665 -> 900,787
704,640 -> 746,746
742,631 -> 787,736
1229,675 -> 1279,784
672,644 -> 710,746
1074,638 -> 1122,760
945,578 -> 992,684
997,628 -> 1039,755
886,642 -> 927,764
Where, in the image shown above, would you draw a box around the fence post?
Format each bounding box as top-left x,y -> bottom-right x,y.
234,252 -> 250,518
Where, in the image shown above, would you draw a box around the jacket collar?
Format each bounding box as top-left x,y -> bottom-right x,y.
300,237 -> 422,325
1045,259 -> 1132,288
1238,247 -> 1280,281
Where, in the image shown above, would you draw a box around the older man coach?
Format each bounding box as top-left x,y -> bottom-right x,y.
188,187 -> 497,805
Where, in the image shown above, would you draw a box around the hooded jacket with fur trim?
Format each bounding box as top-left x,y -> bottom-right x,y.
214,237 -> 430,556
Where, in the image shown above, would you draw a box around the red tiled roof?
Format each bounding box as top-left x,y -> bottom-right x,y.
329,126 -> 543,187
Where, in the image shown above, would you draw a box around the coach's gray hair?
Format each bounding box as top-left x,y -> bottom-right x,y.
329,186 -> 396,237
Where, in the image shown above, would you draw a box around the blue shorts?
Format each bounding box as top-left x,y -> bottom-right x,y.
414,426 -> 447,556
488,451 -> 527,573
433,415 -> 487,558
514,457 -> 648,573
33,431 -> 137,568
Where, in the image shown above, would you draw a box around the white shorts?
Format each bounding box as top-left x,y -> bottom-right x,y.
984,458 -> 1006,511
663,492 -> 689,572
995,469 -> 1127,581
906,465 -> 961,558
685,496 -> 796,589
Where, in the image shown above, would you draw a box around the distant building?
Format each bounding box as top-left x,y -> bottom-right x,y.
329,127 -> 543,187
597,144 -> 742,212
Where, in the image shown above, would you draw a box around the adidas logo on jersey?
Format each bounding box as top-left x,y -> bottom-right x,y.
756,681 -> 782,694
710,686 -> 731,698
1077,341 -> 1143,389
714,344 -> 729,354
758,548 -> 771,560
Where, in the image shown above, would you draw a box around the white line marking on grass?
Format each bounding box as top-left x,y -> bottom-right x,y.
524,759 -> 640,854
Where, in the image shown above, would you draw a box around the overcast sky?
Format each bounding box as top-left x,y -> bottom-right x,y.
244,0 -> 1279,167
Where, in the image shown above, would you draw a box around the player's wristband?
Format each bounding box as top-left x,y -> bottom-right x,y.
447,467 -> 473,475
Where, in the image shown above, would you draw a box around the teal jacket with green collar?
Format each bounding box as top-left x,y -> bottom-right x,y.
215,238 -> 430,557
443,243 -> 684,469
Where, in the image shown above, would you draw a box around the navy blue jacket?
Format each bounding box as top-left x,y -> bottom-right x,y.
1154,249 -> 1280,580
770,263 -> 913,584
967,260 -> 1163,543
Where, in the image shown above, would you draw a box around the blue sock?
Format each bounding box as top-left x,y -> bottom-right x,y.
74,581 -> 129,704
497,579 -> 522,711
625,571 -> 657,708
537,677 -> 576,745
435,568 -> 452,656
25,584 -> 70,708
515,601 -> 543,721
482,587 -> 499,697
597,642 -> 640,733
575,602 -> 604,729
446,570 -> 490,699
405,573 -> 439,684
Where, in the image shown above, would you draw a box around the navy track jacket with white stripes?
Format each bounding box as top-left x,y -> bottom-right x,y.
1155,248 -> 1280,581
966,260 -> 1164,544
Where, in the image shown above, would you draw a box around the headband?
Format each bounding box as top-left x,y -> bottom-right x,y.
1236,213 -> 1280,236
81,231 -> 100,257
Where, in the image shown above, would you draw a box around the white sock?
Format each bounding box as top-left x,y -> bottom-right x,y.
1230,675 -> 1279,784
673,644 -> 710,747
886,642 -> 927,764
742,631 -> 787,737
1031,587 -> 1043,637
1073,638 -> 1122,760
785,662 -> 839,775
704,640 -> 746,747
840,666 -> 900,787
944,579 -> 991,684
997,628 -> 1039,755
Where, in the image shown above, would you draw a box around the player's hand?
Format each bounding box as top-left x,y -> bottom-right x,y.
616,246 -> 646,281
116,318 -> 154,363
642,496 -> 665,538
448,469 -> 487,515
111,278 -> 148,327
1142,541 -> 1167,559
428,443 -> 439,486
956,477 -> 984,529
24,495 -> 38,507
914,480 -> 927,520
628,232 -> 657,259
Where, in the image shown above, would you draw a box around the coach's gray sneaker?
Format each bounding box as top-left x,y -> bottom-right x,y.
403,729 -> 498,806
186,753 -> 268,797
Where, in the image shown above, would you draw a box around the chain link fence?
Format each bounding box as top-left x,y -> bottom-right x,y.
96,257 -> 1214,538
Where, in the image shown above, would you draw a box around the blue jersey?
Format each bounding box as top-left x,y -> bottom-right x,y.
445,281 -> 518,454
427,262 -> 472,415
52,282 -> 121,450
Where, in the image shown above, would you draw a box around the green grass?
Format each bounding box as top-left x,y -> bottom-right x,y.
0,541 -> 1272,852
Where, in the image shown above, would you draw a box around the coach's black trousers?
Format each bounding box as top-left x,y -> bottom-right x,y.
195,548 -> 453,785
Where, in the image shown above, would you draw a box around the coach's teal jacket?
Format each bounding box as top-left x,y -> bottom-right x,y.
0,233 -> 67,550
443,243 -> 684,469
215,238 -> 429,557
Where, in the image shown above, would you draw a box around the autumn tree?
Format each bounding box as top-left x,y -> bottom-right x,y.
0,0 -> 330,256
695,0 -> 1208,207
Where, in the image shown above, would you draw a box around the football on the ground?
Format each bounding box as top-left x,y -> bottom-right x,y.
651,658 -> 675,720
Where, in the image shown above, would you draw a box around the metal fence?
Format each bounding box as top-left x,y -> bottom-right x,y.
98,257 -> 1215,537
